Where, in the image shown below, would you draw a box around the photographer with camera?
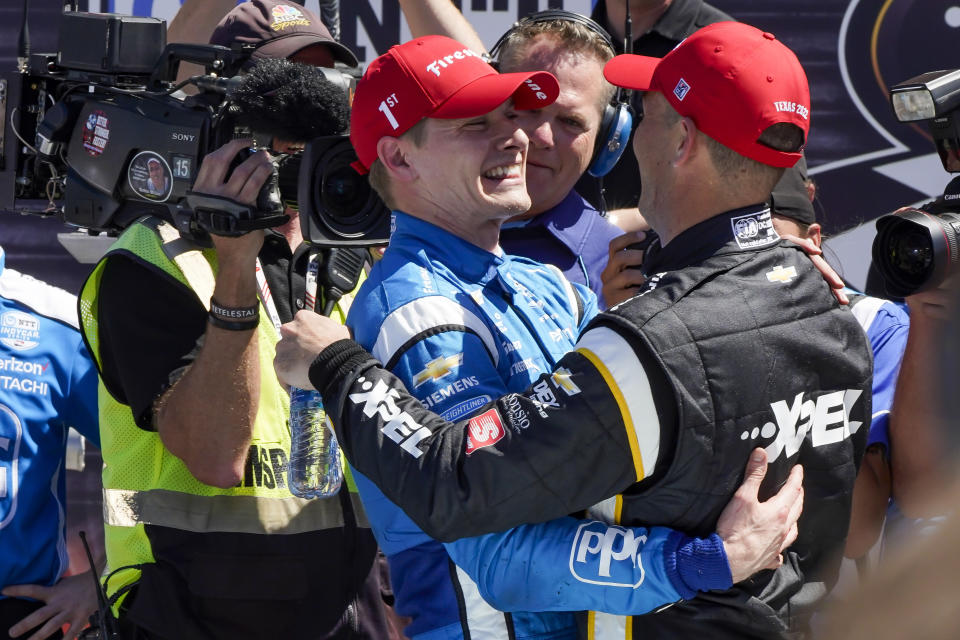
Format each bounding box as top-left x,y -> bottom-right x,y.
76,2 -> 392,638
854,69 -> 960,545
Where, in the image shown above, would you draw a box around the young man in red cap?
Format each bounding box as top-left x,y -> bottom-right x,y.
274,22 -> 873,639
317,34 -> 605,640
78,2 -> 394,639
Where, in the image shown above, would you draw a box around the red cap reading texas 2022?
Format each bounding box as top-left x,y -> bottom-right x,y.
604,22 -> 810,168
349,35 -> 559,174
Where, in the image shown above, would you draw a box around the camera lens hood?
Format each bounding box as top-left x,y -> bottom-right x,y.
873,208 -> 959,297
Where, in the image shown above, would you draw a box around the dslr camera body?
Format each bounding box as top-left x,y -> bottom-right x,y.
873,69 -> 960,297
1,10 -> 389,246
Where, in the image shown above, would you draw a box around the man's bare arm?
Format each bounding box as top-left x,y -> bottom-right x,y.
890,287 -> 953,517
155,140 -> 275,488
845,446 -> 892,558
167,0 -> 237,87
398,0 -> 487,53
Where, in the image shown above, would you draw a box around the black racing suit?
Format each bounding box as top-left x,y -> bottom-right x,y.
309,205 -> 873,638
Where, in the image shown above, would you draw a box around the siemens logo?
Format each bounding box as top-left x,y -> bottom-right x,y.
569,521 -> 646,588
422,376 -> 480,409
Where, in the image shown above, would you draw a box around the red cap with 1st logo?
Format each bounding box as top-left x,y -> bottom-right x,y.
603,22 -> 810,168
349,35 -> 559,174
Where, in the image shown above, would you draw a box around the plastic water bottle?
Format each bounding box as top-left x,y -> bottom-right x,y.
288,387 -> 342,498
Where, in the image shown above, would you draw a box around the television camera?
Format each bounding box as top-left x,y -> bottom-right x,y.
0,9 -> 389,246
872,69 -> 960,297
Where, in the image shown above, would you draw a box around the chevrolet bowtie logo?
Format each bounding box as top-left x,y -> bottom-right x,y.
551,367 -> 581,396
766,265 -> 798,284
413,354 -> 464,387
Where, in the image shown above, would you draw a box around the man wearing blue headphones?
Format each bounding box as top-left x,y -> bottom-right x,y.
494,14 -> 633,309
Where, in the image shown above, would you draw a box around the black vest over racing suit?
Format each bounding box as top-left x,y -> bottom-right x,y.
599,206 -> 873,639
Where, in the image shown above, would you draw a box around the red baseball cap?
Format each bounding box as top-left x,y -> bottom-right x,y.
604,22 -> 809,168
349,36 -> 559,174
210,0 -> 358,68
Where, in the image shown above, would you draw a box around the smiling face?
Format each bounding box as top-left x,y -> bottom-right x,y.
503,36 -> 610,217
403,100 -> 531,225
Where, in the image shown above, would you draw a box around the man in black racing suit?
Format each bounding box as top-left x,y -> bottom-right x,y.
274,22 -> 873,639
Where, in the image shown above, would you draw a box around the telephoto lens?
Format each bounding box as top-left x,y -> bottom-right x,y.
322,161 -> 371,223
873,207 -> 960,297
297,135 -> 391,246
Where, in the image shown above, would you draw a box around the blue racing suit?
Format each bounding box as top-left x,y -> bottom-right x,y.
845,290 -> 909,452
0,247 -> 99,594
346,213 -> 730,640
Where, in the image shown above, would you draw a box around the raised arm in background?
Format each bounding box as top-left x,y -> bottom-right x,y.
889,285 -> 954,518
398,0 -> 487,53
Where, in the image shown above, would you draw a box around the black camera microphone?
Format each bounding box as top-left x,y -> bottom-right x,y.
182,59 -> 354,237
317,247 -> 368,316
228,58 -> 351,142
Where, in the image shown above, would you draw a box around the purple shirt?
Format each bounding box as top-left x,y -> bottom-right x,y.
499,190 -> 622,308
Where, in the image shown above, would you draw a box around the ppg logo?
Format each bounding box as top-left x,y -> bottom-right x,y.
568,521 -> 646,588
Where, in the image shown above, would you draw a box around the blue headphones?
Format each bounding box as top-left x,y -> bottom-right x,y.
488,10 -> 633,178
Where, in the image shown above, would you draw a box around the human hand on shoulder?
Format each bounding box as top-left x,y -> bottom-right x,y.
779,233 -> 849,305
601,231 -> 650,307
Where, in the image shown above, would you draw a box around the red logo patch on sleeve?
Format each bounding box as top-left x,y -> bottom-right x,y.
465,409 -> 506,455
